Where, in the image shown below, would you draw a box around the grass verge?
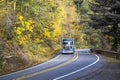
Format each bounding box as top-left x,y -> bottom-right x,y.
0,49 -> 59,76
106,57 -> 120,63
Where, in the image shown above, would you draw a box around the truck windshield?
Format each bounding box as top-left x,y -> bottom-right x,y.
63,42 -> 68,45
63,41 -> 73,45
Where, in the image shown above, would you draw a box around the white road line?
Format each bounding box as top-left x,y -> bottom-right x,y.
53,54 -> 100,80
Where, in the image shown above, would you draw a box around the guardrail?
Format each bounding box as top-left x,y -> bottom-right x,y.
90,49 -> 120,60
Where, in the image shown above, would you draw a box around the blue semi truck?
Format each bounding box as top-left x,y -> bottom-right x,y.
62,38 -> 75,54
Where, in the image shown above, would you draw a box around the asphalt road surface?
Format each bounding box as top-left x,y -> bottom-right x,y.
0,49 -> 105,80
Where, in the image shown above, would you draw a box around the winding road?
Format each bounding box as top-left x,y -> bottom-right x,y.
0,49 -> 105,80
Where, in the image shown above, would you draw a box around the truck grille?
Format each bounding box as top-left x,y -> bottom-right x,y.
65,46 -> 70,50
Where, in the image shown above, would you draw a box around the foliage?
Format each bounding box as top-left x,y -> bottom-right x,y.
0,0 -> 66,74
73,0 -> 120,51
88,0 -> 120,51
14,15 -> 34,45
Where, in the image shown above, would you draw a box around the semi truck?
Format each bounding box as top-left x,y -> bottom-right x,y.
62,38 -> 75,54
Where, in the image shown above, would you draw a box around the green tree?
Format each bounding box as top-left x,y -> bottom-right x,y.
89,0 -> 120,51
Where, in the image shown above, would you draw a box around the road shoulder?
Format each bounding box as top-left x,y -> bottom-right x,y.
77,55 -> 120,80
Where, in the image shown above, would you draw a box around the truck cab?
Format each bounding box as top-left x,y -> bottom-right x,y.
62,38 -> 75,54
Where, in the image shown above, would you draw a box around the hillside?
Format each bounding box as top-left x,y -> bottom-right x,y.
0,0 -> 82,75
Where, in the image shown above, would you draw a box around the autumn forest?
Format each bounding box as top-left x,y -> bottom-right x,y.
0,0 -> 120,75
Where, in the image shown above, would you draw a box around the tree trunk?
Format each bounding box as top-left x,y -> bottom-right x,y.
14,1 -> 16,11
